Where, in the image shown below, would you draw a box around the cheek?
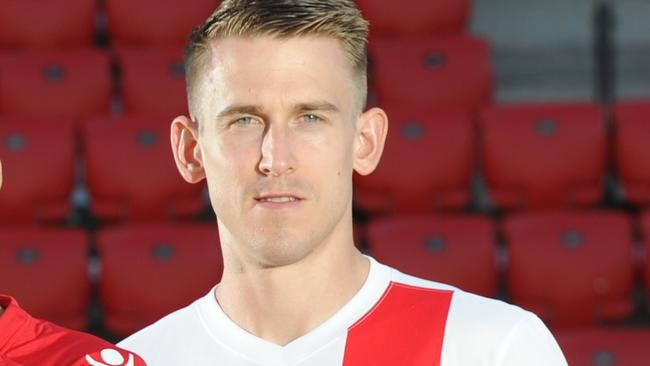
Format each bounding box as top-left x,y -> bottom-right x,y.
201,138 -> 259,201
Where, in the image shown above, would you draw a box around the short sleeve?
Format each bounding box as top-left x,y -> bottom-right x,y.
495,313 -> 568,366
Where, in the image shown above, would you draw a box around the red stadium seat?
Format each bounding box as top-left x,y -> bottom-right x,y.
116,46 -> 188,118
354,107 -> 474,214
481,102 -> 605,209
367,214 -> 497,298
0,118 -> 75,223
504,211 -> 635,327
0,50 -> 111,124
106,0 -> 217,46
97,223 -> 222,336
0,0 -> 95,50
0,228 -> 89,330
82,115 -> 205,221
556,329 -> 650,366
356,0 -> 470,38
613,100 -> 650,206
369,36 -> 492,113
637,209 -> 650,306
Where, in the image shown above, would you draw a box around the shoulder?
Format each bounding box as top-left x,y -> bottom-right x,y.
385,269 -> 567,365
387,265 -> 530,319
118,295 -> 208,363
0,295 -> 146,365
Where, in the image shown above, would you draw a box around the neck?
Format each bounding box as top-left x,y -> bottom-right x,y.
215,218 -> 369,346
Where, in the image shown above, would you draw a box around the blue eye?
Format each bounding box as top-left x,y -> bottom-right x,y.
302,114 -> 322,123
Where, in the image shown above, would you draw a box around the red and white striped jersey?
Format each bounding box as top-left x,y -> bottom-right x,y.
0,295 -> 147,366
119,257 -> 567,365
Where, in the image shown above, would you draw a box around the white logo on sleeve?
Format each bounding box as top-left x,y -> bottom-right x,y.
85,348 -> 134,366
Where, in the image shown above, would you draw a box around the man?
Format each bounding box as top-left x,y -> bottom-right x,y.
119,1 -> 568,365
0,165 -> 146,365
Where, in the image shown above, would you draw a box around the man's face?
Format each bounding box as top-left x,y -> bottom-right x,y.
193,36 -> 362,267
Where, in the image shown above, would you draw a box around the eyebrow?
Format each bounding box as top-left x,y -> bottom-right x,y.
216,101 -> 340,119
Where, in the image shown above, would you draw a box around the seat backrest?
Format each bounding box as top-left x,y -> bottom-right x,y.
356,0 -> 470,38
83,115 -> 205,221
0,118 -> 76,223
367,214 -> 498,297
481,102 -> 605,209
504,210 -> 635,327
106,0 -> 218,46
0,228 -> 89,330
556,329 -> 650,366
369,36 -> 492,114
0,49 -> 112,124
613,100 -> 650,206
97,223 -> 222,336
116,45 -> 188,118
354,107 -> 475,214
0,0 -> 96,50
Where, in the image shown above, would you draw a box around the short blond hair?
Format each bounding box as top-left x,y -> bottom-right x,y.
184,0 -> 369,118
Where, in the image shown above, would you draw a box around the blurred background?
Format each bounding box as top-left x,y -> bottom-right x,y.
0,0 -> 649,364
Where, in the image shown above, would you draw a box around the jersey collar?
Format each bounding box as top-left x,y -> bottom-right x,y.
196,256 -> 391,365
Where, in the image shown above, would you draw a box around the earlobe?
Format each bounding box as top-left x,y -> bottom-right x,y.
171,115 -> 206,184
353,107 -> 389,176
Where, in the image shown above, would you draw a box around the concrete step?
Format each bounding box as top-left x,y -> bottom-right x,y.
470,0 -> 600,102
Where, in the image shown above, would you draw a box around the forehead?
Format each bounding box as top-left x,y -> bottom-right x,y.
197,36 -> 357,114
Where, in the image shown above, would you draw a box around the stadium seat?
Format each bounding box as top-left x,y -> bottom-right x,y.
637,209 -> 650,306
481,102 -> 605,209
0,118 -> 75,223
106,0 -> 217,46
0,50 -> 111,124
354,107 -> 474,214
504,210 -> 635,327
82,115 -> 205,221
0,0 -> 95,50
116,46 -> 188,117
97,223 -> 222,336
369,36 -> 492,113
0,228 -> 89,330
613,100 -> 650,206
366,214 -> 497,297
556,329 -> 650,366
356,0 -> 470,38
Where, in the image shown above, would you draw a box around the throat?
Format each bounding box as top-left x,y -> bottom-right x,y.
216,252 -> 370,346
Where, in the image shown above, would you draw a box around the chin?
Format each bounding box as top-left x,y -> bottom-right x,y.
249,232 -> 320,268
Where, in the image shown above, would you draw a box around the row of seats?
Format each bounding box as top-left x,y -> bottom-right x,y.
0,0 -> 470,50
5,97 -> 650,222
0,36 -> 492,121
0,47 -> 186,122
358,100 -> 650,212
369,210 -> 646,328
2,209 -> 650,334
0,224 -> 221,335
0,115 -> 204,223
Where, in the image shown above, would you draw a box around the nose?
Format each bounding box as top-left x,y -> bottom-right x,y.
257,122 -> 296,176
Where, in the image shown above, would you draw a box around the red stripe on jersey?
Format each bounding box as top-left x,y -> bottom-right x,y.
342,282 -> 453,366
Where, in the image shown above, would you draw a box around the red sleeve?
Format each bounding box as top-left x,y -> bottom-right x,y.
1,295 -> 147,365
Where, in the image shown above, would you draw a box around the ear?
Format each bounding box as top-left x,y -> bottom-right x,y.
353,107 -> 389,176
170,115 -> 205,183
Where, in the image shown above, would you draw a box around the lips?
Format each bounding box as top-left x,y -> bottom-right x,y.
254,193 -> 304,203
257,196 -> 298,203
